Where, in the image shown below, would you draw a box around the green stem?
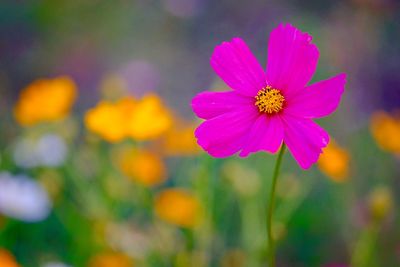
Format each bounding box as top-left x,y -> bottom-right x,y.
267,144 -> 286,267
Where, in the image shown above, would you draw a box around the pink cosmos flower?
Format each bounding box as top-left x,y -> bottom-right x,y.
191,24 -> 346,169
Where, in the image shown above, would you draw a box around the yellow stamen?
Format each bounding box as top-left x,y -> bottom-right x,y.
255,86 -> 285,114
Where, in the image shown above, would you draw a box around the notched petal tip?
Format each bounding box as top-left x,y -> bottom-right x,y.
299,133 -> 330,170
273,23 -> 314,43
210,37 -> 246,65
267,23 -> 319,95
209,36 -> 266,97
282,116 -> 330,170
334,73 -> 347,96
191,91 -> 208,113
337,72 -> 347,86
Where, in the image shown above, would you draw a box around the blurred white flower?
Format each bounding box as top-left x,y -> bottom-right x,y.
0,172 -> 51,222
37,134 -> 67,167
13,134 -> 67,168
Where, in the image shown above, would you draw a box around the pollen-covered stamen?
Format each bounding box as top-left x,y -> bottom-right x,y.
255,86 -> 285,114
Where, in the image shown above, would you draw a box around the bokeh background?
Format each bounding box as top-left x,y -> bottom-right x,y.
0,0 -> 399,267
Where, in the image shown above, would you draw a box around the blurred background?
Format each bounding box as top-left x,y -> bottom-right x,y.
0,0 -> 399,266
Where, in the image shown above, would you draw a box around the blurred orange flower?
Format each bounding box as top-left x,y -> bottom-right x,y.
14,76 -> 77,126
84,94 -> 172,142
155,188 -> 200,228
160,118 -> 200,156
0,249 -> 20,267
88,252 -> 133,267
370,111 -> 400,154
117,147 -> 166,187
318,140 -> 350,182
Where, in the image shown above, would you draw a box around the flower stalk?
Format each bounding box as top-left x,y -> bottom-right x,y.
267,144 -> 286,267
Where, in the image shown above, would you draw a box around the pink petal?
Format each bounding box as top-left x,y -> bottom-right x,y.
211,38 -> 267,97
266,24 -> 319,97
240,115 -> 284,157
284,73 -> 346,118
194,106 -> 258,157
282,115 -> 329,169
191,91 -> 253,120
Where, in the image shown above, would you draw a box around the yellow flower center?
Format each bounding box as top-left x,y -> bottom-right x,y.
255,86 -> 285,114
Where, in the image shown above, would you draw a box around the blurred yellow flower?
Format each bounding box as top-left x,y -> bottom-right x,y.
318,140 -> 350,182
155,188 -> 200,228
14,76 -> 77,126
88,252 -> 133,267
84,99 -> 135,142
117,147 -> 166,187
85,94 -> 172,142
160,118 -> 200,156
370,111 -> 400,154
125,94 -> 172,140
368,186 -> 393,221
0,249 -> 20,267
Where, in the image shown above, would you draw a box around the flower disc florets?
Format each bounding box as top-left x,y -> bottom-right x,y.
255,86 -> 285,114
